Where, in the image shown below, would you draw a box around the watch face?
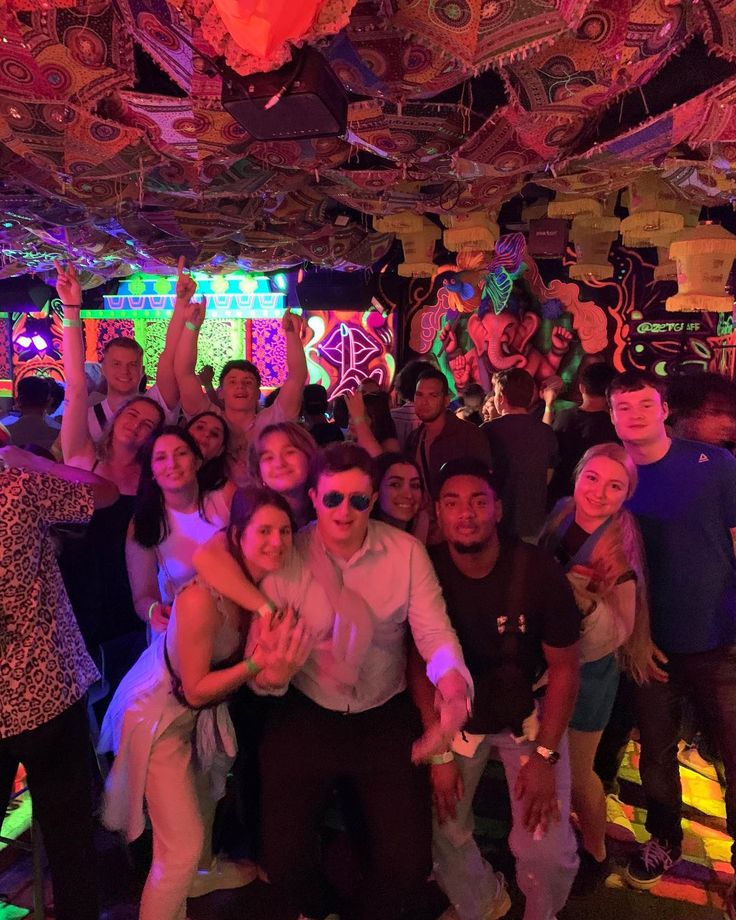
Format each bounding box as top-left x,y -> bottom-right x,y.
548,751 -> 560,765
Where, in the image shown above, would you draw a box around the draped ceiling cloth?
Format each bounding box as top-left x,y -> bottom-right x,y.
1,0 -> 736,279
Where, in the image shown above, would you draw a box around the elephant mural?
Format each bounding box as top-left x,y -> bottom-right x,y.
411,234 -> 608,395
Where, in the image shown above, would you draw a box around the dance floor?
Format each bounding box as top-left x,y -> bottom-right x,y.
0,742 -> 730,919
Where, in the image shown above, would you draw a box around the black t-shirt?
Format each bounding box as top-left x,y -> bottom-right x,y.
549,408 -> 619,504
481,415 -> 559,539
429,539 -> 581,735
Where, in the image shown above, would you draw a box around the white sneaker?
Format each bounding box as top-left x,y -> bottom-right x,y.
189,855 -> 258,898
439,872 -> 511,920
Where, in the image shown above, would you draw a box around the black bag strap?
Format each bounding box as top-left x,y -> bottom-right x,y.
93,401 -> 108,430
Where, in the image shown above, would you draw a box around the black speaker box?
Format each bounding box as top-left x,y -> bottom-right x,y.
296,270 -> 373,312
222,47 -> 348,141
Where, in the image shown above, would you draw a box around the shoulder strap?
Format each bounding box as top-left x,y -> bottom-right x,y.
93,401 -> 108,430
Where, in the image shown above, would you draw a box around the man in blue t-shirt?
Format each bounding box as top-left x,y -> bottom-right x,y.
609,370 -> 736,913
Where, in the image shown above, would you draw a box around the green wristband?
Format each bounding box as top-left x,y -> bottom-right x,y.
184,321 -> 200,332
243,657 -> 262,678
147,602 -> 157,622
427,751 -> 454,765
62,318 -> 83,328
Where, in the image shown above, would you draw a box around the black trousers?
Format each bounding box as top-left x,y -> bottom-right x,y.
634,644 -> 736,866
259,689 -> 432,920
0,701 -> 99,920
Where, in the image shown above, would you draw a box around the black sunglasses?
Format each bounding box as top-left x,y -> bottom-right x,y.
322,491 -> 372,512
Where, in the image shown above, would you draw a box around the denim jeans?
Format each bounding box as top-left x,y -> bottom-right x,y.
432,731 -> 578,920
635,644 -> 736,866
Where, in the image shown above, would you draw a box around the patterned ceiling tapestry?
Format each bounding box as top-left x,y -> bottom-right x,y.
1,0 -> 736,282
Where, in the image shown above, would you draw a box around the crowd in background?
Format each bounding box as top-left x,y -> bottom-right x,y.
2,260 -> 736,920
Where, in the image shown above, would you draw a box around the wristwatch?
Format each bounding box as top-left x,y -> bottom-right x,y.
534,745 -> 560,765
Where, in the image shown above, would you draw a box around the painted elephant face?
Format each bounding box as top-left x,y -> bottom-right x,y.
467,310 -> 540,371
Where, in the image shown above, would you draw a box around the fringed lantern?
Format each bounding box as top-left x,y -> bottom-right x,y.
653,201 -> 701,281
654,246 -> 677,282
547,195 -> 603,222
666,224 -> 736,313
569,215 -> 620,281
620,174 -> 698,248
373,211 -> 425,234
441,212 -> 499,253
397,218 -> 441,277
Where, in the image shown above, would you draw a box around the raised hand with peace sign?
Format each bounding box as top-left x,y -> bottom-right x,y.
54,258 -> 82,307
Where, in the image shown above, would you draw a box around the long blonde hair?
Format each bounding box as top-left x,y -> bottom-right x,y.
540,443 -> 652,684
95,396 -> 165,462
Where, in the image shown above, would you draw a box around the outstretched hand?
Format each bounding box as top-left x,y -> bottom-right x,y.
54,258 -> 82,306
255,606 -> 313,688
175,255 -> 197,303
183,296 -> 207,330
281,308 -> 301,336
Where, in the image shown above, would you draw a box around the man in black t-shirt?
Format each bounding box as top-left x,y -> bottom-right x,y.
481,369 -> 559,540
426,458 -> 581,920
548,363 -> 619,504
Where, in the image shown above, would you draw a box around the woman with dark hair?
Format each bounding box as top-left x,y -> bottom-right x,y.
126,426 -> 235,633
344,388 -> 400,457
99,486 -> 311,920
186,410 -> 231,493
371,452 -> 429,543
538,443 -> 652,892
248,420 -> 317,529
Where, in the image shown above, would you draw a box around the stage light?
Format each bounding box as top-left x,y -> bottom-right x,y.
273,273 -> 288,291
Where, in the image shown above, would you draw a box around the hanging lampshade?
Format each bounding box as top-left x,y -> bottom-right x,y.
666,223 -> 736,313
654,246 -> 678,281
441,211 -> 499,252
547,195 -> 603,221
397,219 -> 441,277
653,201 -> 701,281
620,174 -> 700,247
569,215 -> 620,281
373,211 -> 425,234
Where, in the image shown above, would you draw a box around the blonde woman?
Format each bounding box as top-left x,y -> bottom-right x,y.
539,443 -> 651,893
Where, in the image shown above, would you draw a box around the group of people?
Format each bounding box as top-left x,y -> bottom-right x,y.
2,259 -> 736,920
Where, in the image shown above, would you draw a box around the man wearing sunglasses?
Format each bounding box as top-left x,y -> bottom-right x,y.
195,442 -> 472,920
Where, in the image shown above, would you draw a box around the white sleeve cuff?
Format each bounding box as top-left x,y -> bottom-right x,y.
425,644 -> 474,698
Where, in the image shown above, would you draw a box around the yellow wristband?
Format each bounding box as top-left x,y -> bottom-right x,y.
427,751 -> 454,765
147,602 -> 157,622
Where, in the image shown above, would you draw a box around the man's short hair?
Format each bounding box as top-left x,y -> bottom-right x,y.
416,367 -> 450,397
103,336 -> 144,358
309,442 -> 374,490
667,372 -> 736,422
46,379 -> 65,413
437,457 -> 502,498
219,359 -> 262,389
607,371 -> 668,405
580,362 -> 618,397
463,383 -> 487,402
16,376 -> 50,409
494,368 -> 534,409
395,360 -> 436,402
302,383 -> 329,415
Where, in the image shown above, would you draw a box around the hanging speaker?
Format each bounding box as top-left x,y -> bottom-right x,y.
221,47 -> 348,141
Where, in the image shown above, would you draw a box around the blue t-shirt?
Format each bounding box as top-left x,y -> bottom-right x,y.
627,438 -> 736,654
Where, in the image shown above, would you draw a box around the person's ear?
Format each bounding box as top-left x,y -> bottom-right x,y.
308,487 -> 317,507
661,400 -> 669,423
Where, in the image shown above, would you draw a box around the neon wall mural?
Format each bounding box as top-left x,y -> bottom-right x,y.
408,235 -> 732,400
2,271 -> 395,400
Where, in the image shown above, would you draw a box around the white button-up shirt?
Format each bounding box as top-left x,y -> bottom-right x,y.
262,520 -> 471,713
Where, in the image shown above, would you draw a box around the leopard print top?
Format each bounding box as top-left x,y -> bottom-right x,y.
1,467 -> 100,738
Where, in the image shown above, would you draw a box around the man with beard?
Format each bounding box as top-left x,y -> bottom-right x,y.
425,458 -> 581,920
